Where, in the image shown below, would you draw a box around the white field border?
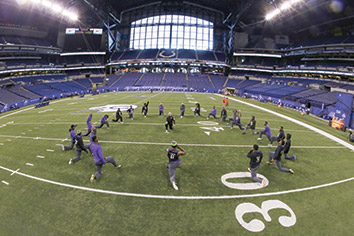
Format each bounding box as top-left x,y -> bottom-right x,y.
0,93 -> 353,200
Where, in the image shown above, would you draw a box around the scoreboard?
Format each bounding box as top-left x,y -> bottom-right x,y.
65,27 -> 103,35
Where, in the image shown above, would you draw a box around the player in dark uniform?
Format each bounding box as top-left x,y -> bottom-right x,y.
220,107 -> 227,122
194,103 -> 201,117
68,130 -> 91,164
82,114 -> 92,136
270,126 -> 285,146
165,112 -> 176,133
243,116 -> 257,135
284,133 -> 296,160
142,101 -> 149,117
349,130 -> 354,142
127,105 -> 134,120
180,103 -> 185,118
247,144 -> 265,187
112,108 -> 123,123
166,141 -> 187,190
267,140 -> 294,174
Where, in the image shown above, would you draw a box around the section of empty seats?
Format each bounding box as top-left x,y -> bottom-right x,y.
105,75 -> 121,87
0,88 -> 34,104
301,91 -> 338,107
196,51 -> 217,61
214,52 -> 226,62
90,77 -> 104,84
112,73 -> 142,88
188,74 -> 213,90
209,75 -> 227,89
111,51 -> 124,61
7,86 -> 40,99
161,73 -> 187,87
137,49 -> 159,59
177,49 -> 196,59
135,73 -> 164,86
284,89 -> 328,101
119,50 -> 140,60
74,79 -> 92,88
224,78 -> 243,88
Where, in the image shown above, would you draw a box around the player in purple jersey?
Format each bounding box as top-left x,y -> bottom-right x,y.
257,121 -> 271,143
90,132 -> 121,183
63,124 -> 77,151
82,114 -> 92,136
95,115 -> 109,129
159,103 -> 164,117
165,141 -> 187,190
207,106 -> 217,119
68,130 -> 91,164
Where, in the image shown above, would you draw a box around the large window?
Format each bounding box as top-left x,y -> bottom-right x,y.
130,15 -> 213,50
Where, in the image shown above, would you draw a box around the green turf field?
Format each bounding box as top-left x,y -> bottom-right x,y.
0,92 -> 353,236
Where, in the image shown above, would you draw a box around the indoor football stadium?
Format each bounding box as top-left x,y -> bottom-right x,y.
1,0 -> 354,235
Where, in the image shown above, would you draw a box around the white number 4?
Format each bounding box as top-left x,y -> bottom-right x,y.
235,200 -> 296,232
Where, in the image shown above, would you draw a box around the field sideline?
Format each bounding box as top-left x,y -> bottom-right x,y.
0,92 -> 353,236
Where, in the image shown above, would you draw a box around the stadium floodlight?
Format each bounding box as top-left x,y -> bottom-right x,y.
30,0 -> 41,3
41,0 -> 52,8
52,4 -> 62,13
280,2 -> 292,11
16,0 -> 28,5
290,0 -> 303,4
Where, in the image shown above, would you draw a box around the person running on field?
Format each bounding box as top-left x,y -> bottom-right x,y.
159,103 -> 164,117
166,141 -> 187,190
243,116 -> 257,135
227,109 -> 236,124
90,133 -> 121,183
270,126 -> 285,146
165,112 -> 176,133
207,106 -> 217,119
69,130 -> 91,164
284,133 -> 296,161
112,108 -> 123,123
142,101 -> 149,117
63,124 -> 77,151
220,107 -> 227,122
267,140 -> 294,174
194,103 -> 201,117
247,144 -> 265,187
257,121 -> 271,143
180,103 -> 185,118
95,115 -> 109,129
82,114 -> 92,136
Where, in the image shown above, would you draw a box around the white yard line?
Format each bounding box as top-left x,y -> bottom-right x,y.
0,134 -> 344,149
0,165 -> 353,200
217,95 -> 354,151
1,180 -> 9,185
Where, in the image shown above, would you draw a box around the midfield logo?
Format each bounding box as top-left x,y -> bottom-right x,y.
89,104 -> 139,112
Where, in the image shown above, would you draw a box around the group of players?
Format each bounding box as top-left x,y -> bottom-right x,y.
61,96 -> 354,190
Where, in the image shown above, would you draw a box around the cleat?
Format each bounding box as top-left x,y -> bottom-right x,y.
165,130 -> 169,134
121,122 -> 124,124
172,181 -> 179,190
266,160 -> 274,164
261,179 -> 265,188
242,132 -> 246,135
115,165 -> 122,169
289,169 -> 294,174
68,159 -> 73,165
206,117 -> 209,120
248,168 -> 251,173
61,145 -> 64,151
268,144 -> 272,147
230,127 -> 233,130
144,116 -> 146,118
293,155 -> 296,161
180,116 -> 183,118
90,174 -> 95,183
257,138 -> 262,141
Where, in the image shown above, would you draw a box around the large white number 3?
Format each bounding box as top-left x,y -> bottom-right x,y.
235,200 -> 296,232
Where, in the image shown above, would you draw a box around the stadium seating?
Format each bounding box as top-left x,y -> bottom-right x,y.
135,73 -> 164,86
209,75 -> 227,89
188,74 -> 213,90
161,73 -> 187,87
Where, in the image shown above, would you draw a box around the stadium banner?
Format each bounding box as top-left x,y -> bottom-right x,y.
335,92 -> 353,127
